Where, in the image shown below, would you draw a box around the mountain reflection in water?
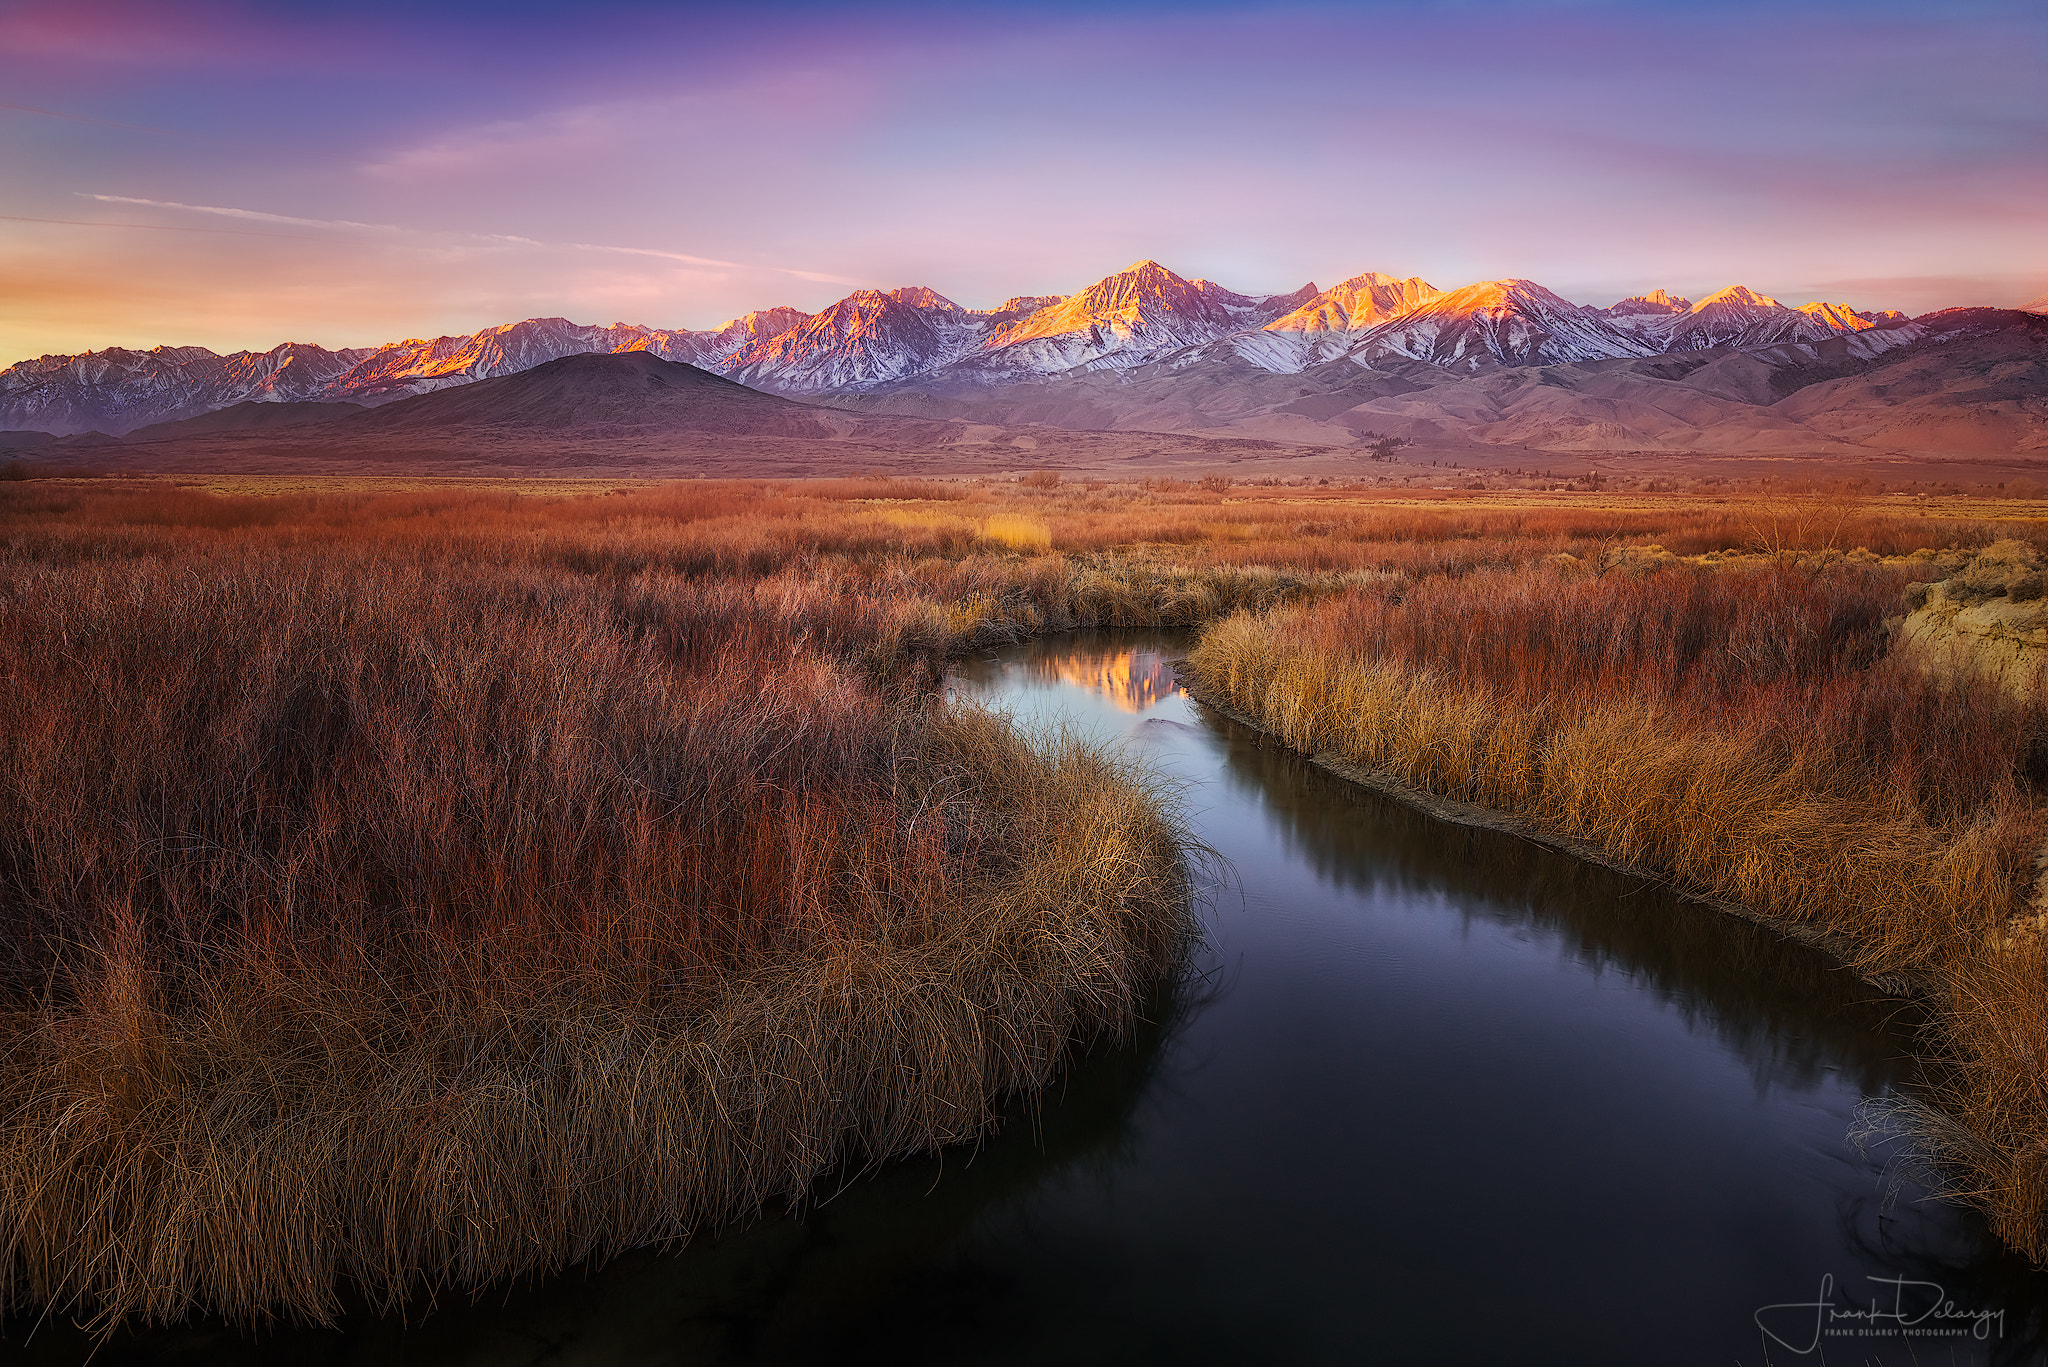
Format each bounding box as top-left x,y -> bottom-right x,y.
1035,647 -> 1183,713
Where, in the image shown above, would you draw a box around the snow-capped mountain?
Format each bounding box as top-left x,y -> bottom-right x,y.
1598,291 -> 1693,341
1657,286 -> 1884,351
628,307 -> 808,368
723,289 -> 984,393
1,261 -> 1932,435
1345,279 -> 1660,369
1606,289 -> 1693,316
0,341 -> 371,434
326,318 -> 660,403
1233,272 -> 1444,371
0,315 -> 769,434
945,260 -> 1309,381
723,261 -> 1319,394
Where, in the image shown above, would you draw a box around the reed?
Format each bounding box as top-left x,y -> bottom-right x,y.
4,474 -> 2043,1319
981,512 -> 1054,553
0,498 -> 1202,1329
1185,555 -> 2048,1256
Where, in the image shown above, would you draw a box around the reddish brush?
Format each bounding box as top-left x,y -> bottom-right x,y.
0,486 -> 1205,1329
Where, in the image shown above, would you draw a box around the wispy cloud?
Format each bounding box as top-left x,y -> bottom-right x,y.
566,243 -> 853,285
83,194 -> 398,232
0,100 -> 185,135
80,194 -> 857,284
3,213 -> 315,240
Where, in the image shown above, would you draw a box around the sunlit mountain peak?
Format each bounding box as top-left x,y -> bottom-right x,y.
1692,285 -> 1783,311
1795,300 -> 1876,332
1607,289 -> 1693,315
887,286 -> 963,312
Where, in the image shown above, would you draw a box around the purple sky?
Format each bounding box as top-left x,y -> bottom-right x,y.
3,0 -> 2044,360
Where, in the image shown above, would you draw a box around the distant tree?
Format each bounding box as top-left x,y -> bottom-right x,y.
1358,432 -> 1411,462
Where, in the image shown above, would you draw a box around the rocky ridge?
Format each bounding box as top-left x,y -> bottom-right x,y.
4,259 -> 1929,436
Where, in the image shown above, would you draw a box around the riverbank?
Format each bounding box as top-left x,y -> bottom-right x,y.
1169,667 -> 1936,1001
1177,548 -> 2048,1259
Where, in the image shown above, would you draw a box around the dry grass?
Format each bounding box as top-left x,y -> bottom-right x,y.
0,484 -> 1215,1330
1185,551 -> 2048,1258
5,474 -> 2047,1326
982,512 -> 1053,553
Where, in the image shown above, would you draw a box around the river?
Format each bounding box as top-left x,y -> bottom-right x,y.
16,630 -> 2048,1365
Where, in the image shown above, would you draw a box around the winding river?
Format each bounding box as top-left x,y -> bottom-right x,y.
17,631 -> 2048,1365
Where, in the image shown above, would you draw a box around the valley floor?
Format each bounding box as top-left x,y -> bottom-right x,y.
3,472 -> 2045,1327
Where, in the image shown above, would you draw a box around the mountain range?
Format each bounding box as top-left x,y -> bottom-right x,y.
5,260 -> 2045,466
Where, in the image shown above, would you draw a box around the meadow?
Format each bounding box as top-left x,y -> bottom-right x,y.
2,471 -> 2045,1327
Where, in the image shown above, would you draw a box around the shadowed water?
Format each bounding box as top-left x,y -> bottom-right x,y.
13,630 -> 2048,1365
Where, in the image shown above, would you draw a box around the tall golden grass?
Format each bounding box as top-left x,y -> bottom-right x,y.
4,475 -> 2043,1323
1185,554 -> 2048,1256
0,486 -> 1212,1329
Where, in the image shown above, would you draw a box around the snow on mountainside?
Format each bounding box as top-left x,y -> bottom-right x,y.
711,265 -> 1319,394
1235,272 -> 1444,371
1192,277 -> 1319,325
884,286 -> 962,312
1659,286 -> 1886,351
1347,279 -> 1659,368
627,307 -> 808,368
1796,301 -> 1879,333
0,342 -> 371,434
1589,287 -> 1902,352
723,289 -> 985,393
330,318 -> 660,402
1599,291 -> 1693,341
0,314 -> 781,434
990,295 -> 1066,317
1,261 -> 1938,435
948,260 -> 1274,380
1606,290 -> 1693,316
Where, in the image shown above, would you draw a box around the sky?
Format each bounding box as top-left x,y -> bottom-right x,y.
3,0 -> 2044,361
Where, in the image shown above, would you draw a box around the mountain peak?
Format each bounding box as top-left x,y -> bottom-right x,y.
966,259 -> 1240,374
1063,260 -> 1209,315
719,285 -> 988,393
887,286 -> 961,312
710,306 -> 807,336
1693,285 -> 1783,311
1436,278 -> 1586,314
1347,277 -> 1655,368
1607,290 -> 1692,316
1261,273 -> 1441,336
1796,301 -> 1878,333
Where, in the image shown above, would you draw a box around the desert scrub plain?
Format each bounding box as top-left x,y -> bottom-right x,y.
1,470 -> 2045,1328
